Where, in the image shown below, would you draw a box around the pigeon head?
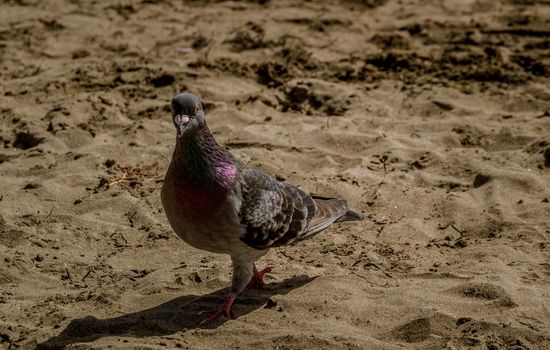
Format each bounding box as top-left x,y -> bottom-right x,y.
171,93 -> 205,137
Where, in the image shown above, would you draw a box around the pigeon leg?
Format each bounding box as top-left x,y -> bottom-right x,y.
199,292 -> 236,325
246,263 -> 272,290
199,264 -> 271,324
198,261 -> 253,325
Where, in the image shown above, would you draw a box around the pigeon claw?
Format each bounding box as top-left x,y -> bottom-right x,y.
198,293 -> 236,326
246,264 -> 272,290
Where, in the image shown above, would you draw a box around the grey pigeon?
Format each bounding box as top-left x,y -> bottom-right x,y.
161,93 -> 363,324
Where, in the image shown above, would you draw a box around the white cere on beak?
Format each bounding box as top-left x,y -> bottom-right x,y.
174,115 -> 190,125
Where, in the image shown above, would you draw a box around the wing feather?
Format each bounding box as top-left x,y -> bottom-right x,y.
238,168 -> 359,250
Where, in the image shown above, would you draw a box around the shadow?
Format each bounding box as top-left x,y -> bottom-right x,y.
37,275 -> 315,349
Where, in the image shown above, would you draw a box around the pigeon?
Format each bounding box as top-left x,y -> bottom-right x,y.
161,92 -> 363,325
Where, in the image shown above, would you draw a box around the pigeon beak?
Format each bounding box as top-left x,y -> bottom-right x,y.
174,114 -> 191,137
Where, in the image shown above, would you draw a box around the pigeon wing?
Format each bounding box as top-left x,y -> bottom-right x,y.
238,168 -> 352,250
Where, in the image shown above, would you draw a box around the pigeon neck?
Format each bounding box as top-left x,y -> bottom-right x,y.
173,125 -> 235,189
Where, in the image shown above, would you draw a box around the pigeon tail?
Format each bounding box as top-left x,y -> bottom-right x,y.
291,196 -> 362,241
313,197 -> 363,223
335,207 -> 364,223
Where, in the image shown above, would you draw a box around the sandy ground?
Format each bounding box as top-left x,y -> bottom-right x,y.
1,0 -> 550,349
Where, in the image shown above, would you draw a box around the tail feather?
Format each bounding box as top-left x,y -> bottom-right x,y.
311,195 -> 363,222
335,207 -> 364,223
298,197 -> 363,241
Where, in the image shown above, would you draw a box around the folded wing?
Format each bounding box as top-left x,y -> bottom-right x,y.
238,168 -> 362,250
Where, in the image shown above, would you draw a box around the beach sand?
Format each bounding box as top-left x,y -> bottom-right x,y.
1,0 -> 549,348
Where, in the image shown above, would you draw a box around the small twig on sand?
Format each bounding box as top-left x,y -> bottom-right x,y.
82,269 -> 95,281
366,262 -> 393,279
279,251 -> 293,260
350,271 -> 371,283
108,162 -> 160,189
451,224 -> 464,236
45,207 -> 54,220
64,268 -> 72,281
376,225 -> 385,237
351,259 -> 393,279
518,319 -> 540,331
351,258 -> 363,268
203,39 -> 216,63
362,156 -> 388,200
110,232 -> 129,247
372,161 -> 387,199
319,38 -> 338,49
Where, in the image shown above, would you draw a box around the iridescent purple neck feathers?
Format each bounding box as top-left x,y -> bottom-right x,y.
171,124 -> 236,190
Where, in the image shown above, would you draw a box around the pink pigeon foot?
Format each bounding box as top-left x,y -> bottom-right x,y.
246,264 -> 272,290
199,293 -> 236,325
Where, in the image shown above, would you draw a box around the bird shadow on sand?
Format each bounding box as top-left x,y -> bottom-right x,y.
37,275 -> 316,349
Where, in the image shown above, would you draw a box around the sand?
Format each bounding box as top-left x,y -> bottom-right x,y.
1,0 -> 550,349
